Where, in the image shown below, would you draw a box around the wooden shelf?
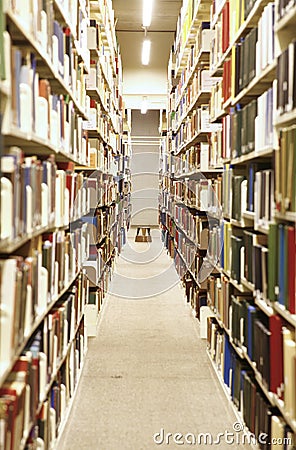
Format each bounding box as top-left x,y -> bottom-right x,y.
2,127 -> 89,166
274,211 -> 296,223
175,130 -> 210,154
275,5 -> 296,33
175,49 -> 210,111
86,87 -> 108,112
210,0 -> 273,73
273,302 -> 296,328
273,395 -> 296,434
210,0 -> 227,30
254,296 -> 274,317
174,91 -> 212,132
0,270 -> 80,387
175,0 -> 211,77
230,147 -> 274,165
6,11 -> 89,120
231,60 -> 276,107
174,168 -> 223,178
275,109 -> 296,127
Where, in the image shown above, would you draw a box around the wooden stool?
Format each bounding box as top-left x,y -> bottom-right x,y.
135,227 -> 152,242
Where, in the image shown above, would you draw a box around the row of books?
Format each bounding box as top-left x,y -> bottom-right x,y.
211,85 -> 274,162
0,319 -> 86,450
230,297 -> 296,411
87,57 -> 119,127
173,205 -> 209,249
174,177 -> 222,212
173,142 -> 214,172
173,107 -> 221,154
275,125 -> 296,214
0,150 -> 95,243
4,32 -> 88,136
208,220 -> 296,314
184,275 -> 207,318
222,163 -> 274,225
276,41 -> 296,116
277,0 -> 296,20
174,0 -> 204,69
0,227 -> 89,375
173,69 -> 218,127
175,22 -> 213,102
207,321 -> 296,446
7,0 -> 87,56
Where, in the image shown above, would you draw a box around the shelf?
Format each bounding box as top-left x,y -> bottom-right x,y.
210,0 -> 273,73
175,130 -> 211,154
53,0 -> 77,41
0,270 -> 80,387
274,211 -> 296,223
175,49 -> 210,111
273,302 -> 296,328
274,396 -> 296,434
230,218 -> 253,228
174,91 -> 212,131
231,60 -> 276,107
174,168 -> 223,178
210,0 -> 227,30
230,147 -> 274,165
175,0 -> 211,77
254,223 -> 270,235
2,127 -> 89,166
210,108 -> 228,122
275,4 -> 296,33
86,87 -> 108,112
275,109 -> 296,127
242,211 -> 255,222
0,224 -> 59,254
240,277 -> 255,292
254,296 -> 274,317
6,11 -> 89,120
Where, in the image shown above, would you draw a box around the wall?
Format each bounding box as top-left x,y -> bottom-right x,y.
130,109 -> 160,227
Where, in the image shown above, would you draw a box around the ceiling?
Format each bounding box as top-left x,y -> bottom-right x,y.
112,0 -> 182,105
113,0 -> 182,33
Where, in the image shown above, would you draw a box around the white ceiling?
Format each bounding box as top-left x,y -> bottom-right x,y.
112,0 -> 182,107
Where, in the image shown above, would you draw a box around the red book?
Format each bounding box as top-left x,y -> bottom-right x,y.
56,161 -> 75,171
269,315 -> 284,399
288,226 -> 296,314
222,1 -> 230,53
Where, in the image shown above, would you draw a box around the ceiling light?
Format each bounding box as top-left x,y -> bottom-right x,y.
141,96 -> 148,114
141,39 -> 151,65
143,0 -> 153,27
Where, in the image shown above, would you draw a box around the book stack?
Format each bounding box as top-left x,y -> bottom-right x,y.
0,0 -> 130,447
163,0 -> 296,439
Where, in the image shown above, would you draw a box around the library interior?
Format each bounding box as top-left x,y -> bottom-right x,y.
0,0 -> 296,448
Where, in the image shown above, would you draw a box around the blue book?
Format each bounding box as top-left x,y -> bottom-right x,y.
223,334 -> 232,387
247,305 -> 257,360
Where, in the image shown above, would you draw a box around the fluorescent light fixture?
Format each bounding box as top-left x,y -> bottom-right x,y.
143,0 -> 153,27
141,39 -> 151,65
141,96 -> 148,114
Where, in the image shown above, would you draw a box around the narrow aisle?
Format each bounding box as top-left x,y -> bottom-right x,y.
58,229 -> 252,450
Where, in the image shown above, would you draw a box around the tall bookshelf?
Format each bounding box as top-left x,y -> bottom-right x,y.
161,0 -> 296,445
0,0 -> 130,448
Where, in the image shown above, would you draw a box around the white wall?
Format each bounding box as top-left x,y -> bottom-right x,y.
130,110 -> 160,227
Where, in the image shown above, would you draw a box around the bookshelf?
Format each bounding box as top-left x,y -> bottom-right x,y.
0,0 -> 130,448
161,0 -> 296,445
